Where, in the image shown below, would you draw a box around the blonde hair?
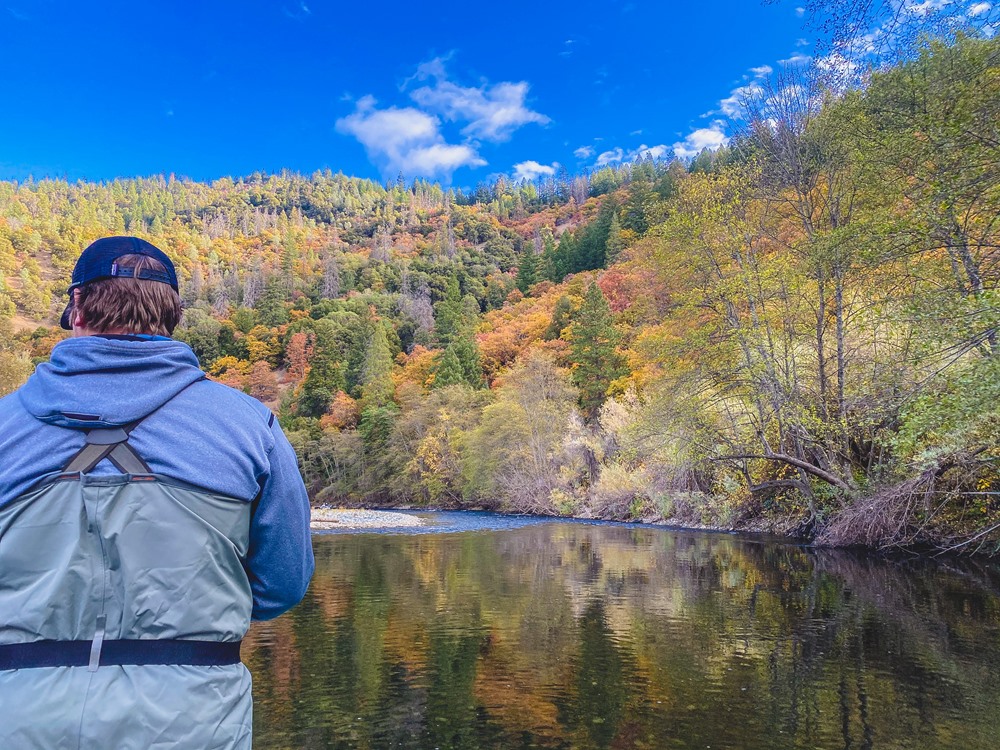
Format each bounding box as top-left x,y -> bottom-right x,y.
75,254 -> 183,336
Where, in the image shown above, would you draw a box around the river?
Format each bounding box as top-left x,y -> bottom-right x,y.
245,512 -> 1000,749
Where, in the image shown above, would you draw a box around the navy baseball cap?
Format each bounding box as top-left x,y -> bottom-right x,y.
60,236 -> 178,330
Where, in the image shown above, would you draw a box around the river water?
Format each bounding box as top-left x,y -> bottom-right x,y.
245,512 -> 1000,749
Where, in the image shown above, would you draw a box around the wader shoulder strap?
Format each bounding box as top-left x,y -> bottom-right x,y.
61,377 -> 206,475
63,422 -> 151,474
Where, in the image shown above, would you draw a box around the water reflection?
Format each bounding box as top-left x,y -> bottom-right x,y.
246,518 -> 1000,749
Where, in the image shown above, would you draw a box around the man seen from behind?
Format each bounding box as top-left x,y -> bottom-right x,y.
0,236 -> 314,749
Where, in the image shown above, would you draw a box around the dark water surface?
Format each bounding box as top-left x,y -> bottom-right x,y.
246,512 -> 1000,749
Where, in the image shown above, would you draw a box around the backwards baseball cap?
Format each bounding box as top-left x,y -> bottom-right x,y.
60,236 -> 179,330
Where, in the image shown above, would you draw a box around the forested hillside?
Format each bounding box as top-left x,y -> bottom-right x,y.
2,35 -> 998,553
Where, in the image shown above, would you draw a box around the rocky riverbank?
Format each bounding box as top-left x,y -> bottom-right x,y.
310,507 -> 424,530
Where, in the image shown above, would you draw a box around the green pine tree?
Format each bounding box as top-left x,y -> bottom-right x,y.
452,336 -> 482,387
605,211 -> 627,265
433,277 -> 464,346
256,277 -> 289,327
299,319 -> 349,417
432,346 -> 466,389
548,233 -> 574,281
569,283 -> 627,420
360,322 -> 395,409
515,251 -> 539,293
544,295 -> 574,341
620,181 -> 652,236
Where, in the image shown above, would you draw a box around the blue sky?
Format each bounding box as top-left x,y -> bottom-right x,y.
0,0 -> 819,186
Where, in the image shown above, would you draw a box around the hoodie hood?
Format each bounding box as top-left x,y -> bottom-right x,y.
19,336 -> 206,428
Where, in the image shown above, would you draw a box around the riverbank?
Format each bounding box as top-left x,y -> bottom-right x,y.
309,504 -> 790,538
310,505 -> 997,557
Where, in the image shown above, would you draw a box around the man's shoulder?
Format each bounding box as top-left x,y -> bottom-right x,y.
184,378 -> 276,426
0,388 -> 29,423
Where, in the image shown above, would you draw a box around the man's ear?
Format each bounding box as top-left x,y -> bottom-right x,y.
71,289 -> 86,329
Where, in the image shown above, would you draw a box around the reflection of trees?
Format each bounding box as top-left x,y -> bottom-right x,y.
555,599 -> 634,749
419,627 -> 490,750
247,526 -> 1000,749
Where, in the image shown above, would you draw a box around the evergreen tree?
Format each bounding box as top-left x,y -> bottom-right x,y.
631,155 -> 656,182
515,251 -> 539,293
581,198 -> 618,270
452,336 -> 482,387
432,346 -> 466,389
360,322 -> 395,409
218,322 -> 247,359
280,234 -> 298,281
589,167 -> 620,197
432,280 -> 482,387
543,295 -> 574,341
688,147 -> 718,174
547,233 -> 574,281
605,212 -> 627,265
433,277 -> 464,346
257,276 -> 289,326
357,403 -> 399,489
537,229 -> 558,281
460,294 -> 480,331
620,182 -> 652,236
229,307 -> 257,335
568,283 -> 627,420
299,320 -> 348,418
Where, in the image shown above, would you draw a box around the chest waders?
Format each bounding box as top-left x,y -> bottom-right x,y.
0,406 -> 255,749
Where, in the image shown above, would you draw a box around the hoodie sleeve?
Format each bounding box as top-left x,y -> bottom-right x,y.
245,416 -> 315,620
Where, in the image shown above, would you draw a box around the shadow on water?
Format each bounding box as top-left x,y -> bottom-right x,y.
246,513 -> 1000,749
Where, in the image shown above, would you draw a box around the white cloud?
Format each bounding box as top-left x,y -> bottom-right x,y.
595,147 -> 625,166
779,53 -> 812,66
399,54 -> 457,91
635,144 -> 670,160
338,56 -> 551,180
593,143 -> 669,167
408,58 -> 550,142
795,6 -> 805,16
717,82 -> 764,118
574,145 -> 595,159
513,160 -> 558,181
403,143 -> 485,175
969,1 -> 992,15
338,96 -> 437,142
335,97 -> 485,180
672,122 -> 729,160
705,62 -> 773,120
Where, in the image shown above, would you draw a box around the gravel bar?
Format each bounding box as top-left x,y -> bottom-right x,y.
310,508 -> 423,530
